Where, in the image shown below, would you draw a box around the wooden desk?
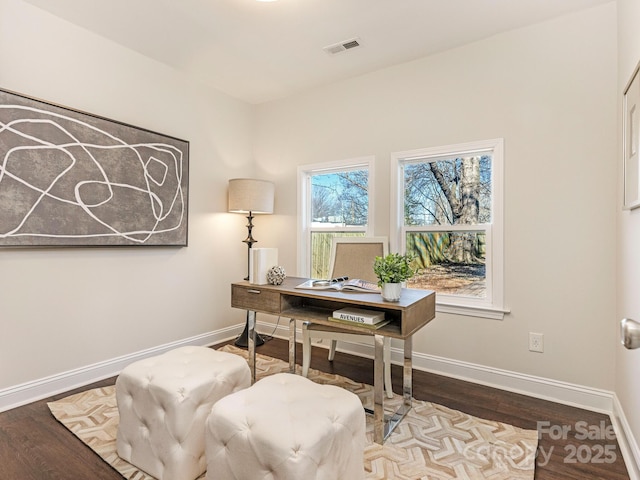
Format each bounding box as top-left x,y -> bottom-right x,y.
231,276 -> 436,444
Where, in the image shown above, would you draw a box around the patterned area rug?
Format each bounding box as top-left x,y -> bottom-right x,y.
48,345 -> 537,480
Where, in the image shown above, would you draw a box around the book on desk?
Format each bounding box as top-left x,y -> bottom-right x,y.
331,307 -> 386,325
328,317 -> 391,330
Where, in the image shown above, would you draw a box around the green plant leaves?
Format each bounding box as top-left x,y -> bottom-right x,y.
373,253 -> 417,286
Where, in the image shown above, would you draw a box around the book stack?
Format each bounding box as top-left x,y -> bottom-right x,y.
329,307 -> 389,329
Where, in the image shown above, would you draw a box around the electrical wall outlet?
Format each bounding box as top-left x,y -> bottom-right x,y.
529,332 -> 544,353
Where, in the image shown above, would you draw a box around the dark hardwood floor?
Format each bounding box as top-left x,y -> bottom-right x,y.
0,337 -> 630,479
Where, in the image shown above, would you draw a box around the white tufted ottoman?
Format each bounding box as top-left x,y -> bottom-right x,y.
205,373 -> 366,480
115,346 -> 251,480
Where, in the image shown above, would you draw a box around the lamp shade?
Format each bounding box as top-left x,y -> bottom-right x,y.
228,178 -> 275,214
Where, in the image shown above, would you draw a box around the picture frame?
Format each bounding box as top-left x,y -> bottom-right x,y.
0,88 -> 189,246
623,62 -> 640,210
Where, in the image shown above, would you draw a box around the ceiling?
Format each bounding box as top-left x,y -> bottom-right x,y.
23,0 -> 611,104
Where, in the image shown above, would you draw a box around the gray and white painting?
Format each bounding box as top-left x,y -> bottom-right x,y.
0,89 -> 188,246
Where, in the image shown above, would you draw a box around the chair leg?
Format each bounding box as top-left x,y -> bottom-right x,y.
384,337 -> 393,398
302,322 -> 311,377
305,330 -> 393,397
328,340 -> 337,361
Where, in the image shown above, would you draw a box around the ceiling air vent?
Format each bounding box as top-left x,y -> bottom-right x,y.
323,37 -> 361,56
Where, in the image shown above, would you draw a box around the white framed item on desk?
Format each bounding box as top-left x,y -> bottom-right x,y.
249,248 -> 278,284
624,61 -> 640,210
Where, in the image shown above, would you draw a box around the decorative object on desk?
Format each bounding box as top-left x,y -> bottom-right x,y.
228,178 -> 275,347
0,88 -> 189,247
266,265 -> 286,285
249,247 -> 278,284
295,278 -> 380,292
381,283 -> 402,302
48,345 -> 538,480
373,253 -> 417,302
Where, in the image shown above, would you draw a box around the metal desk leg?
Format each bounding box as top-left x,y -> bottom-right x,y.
403,336 -> 413,410
369,335 -> 413,444
248,310 -> 256,384
373,333 -> 385,444
288,318 -> 296,373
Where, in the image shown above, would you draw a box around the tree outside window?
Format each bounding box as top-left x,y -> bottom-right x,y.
393,139 -> 504,317
404,156 -> 491,297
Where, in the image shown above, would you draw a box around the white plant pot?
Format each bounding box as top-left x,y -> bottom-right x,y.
381,283 -> 402,302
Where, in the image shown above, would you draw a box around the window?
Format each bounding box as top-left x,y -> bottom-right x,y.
298,158 -> 373,279
391,139 -> 505,319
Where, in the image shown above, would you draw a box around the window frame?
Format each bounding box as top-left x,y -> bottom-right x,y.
390,139 -> 507,320
297,157 -> 375,278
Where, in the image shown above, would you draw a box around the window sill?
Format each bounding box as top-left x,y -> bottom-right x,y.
436,302 -> 510,320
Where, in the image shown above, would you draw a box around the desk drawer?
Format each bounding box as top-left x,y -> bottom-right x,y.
231,285 -> 281,314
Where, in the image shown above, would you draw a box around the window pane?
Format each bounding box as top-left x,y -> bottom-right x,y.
310,231 -> 365,279
406,231 -> 486,298
311,171 -> 368,227
404,155 -> 491,226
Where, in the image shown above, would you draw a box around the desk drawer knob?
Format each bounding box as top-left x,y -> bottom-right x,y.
247,289 -> 261,294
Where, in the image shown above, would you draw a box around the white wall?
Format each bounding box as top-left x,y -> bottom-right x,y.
617,0 -> 640,473
0,0 -> 253,389
254,4 -> 618,390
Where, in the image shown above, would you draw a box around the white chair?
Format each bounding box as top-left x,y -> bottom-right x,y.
301,236 -> 394,398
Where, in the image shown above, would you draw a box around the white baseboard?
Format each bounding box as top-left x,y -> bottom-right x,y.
612,394 -> 640,480
407,350 -> 615,414
0,325 -> 242,412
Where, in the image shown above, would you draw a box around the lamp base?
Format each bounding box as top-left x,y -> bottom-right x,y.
234,317 -> 265,348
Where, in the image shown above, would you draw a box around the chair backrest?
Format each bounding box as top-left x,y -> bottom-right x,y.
328,237 -> 389,284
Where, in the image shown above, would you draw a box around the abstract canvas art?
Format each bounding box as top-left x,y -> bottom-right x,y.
0,88 -> 189,246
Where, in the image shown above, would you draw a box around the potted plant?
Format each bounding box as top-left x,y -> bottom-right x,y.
373,253 -> 417,302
